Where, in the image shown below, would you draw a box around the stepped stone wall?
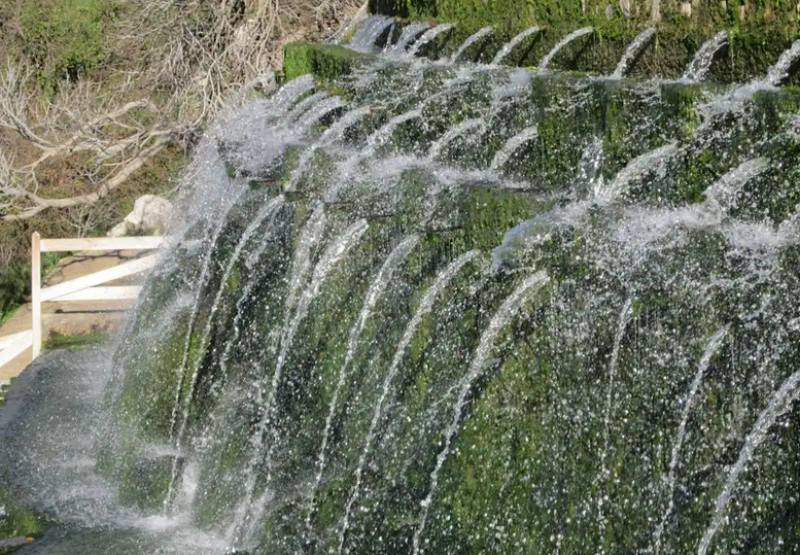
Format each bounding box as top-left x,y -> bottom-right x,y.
309,0 -> 800,81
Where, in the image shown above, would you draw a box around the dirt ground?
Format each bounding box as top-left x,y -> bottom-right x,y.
0,250 -> 152,380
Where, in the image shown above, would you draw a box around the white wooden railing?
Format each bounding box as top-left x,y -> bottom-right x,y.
0,233 -> 163,371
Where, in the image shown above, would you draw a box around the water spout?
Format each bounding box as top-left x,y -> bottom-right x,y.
285,91 -> 330,122
331,14 -> 368,45
349,16 -> 394,52
683,31 -> 728,82
492,26 -> 541,66
490,126 -> 539,170
386,22 -> 432,55
537,27 -> 593,73
295,96 -> 346,129
593,141 -> 679,204
427,118 -> 485,161
703,157 -> 770,214
324,109 -> 423,203
449,26 -> 493,63
286,105 -> 373,192
612,27 -> 656,78
764,39 -> 800,87
406,24 -> 454,59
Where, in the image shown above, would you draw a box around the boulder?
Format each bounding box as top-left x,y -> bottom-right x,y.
108,195 -> 172,237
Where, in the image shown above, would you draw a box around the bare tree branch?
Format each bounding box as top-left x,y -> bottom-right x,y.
2,135 -> 172,221
0,0 -> 364,227
0,64 -> 180,222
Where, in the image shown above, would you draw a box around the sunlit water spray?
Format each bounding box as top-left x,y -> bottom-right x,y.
492,26 -> 541,66
338,251 -> 480,555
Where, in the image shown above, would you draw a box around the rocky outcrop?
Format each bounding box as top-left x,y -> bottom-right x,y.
108,195 -> 173,237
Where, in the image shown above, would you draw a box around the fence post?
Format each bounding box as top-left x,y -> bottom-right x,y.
31,232 -> 42,359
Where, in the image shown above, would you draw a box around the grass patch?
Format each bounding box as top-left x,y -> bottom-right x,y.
0,378 -> 14,410
0,253 -> 64,327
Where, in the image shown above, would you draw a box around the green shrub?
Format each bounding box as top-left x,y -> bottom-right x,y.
19,0 -> 118,84
0,254 -> 62,326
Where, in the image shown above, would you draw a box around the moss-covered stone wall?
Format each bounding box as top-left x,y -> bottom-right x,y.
284,43 -> 370,83
366,0 -> 800,81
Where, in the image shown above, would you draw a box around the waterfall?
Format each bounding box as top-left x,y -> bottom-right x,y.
303,235 -> 420,545
338,251 -> 480,555
596,298 -> 634,547
491,26 -> 541,65
449,26 -> 493,63
284,205 -> 329,318
698,366 -> 800,555
412,271 -> 550,555
652,327 -> 729,555
683,31 -> 728,82
230,219 -> 370,547
537,27 -> 593,72
165,192 -> 245,459
165,195 -> 286,509
163,78 -> 324,450
5,36 -> 800,555
611,28 -> 656,78
210,213 -> 300,401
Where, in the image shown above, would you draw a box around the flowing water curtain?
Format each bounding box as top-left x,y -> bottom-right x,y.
45,39 -> 800,555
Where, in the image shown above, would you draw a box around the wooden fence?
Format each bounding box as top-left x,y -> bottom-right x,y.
0,234 -> 163,372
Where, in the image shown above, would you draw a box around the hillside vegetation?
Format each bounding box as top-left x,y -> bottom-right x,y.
0,0 -> 361,322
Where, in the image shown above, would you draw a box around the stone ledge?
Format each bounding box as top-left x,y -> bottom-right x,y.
367,0 -> 800,82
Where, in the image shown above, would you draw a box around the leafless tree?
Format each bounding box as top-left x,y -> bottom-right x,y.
0,64 -> 179,221
0,0 -> 363,223
121,0 -> 362,121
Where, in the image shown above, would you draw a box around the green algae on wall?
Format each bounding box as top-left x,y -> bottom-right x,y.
102,53 -> 800,552
0,486 -> 41,553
